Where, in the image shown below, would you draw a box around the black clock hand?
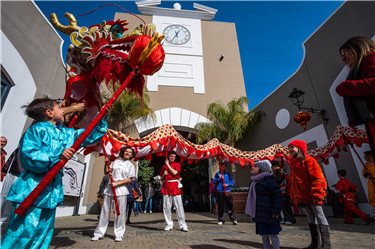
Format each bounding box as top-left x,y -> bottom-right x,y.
172,31 -> 179,40
172,30 -> 181,40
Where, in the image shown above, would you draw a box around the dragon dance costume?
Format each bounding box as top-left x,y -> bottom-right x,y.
1,119 -> 107,249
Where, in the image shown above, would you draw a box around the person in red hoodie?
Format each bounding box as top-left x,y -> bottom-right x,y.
288,140 -> 330,249
334,169 -> 370,225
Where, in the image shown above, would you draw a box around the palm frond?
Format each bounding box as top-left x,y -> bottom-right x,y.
102,84 -> 155,134
195,96 -> 261,146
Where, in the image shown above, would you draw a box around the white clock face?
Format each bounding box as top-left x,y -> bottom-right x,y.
163,25 -> 191,45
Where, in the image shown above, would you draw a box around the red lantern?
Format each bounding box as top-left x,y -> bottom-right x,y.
294,111 -> 311,130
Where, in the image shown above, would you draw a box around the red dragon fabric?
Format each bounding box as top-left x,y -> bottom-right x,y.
83,124 -> 368,168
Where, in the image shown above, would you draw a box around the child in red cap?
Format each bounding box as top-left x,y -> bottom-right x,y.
288,140 -> 331,249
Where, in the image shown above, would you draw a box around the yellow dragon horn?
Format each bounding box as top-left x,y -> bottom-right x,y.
50,12 -> 80,36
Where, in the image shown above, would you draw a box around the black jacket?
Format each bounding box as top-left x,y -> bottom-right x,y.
254,176 -> 283,225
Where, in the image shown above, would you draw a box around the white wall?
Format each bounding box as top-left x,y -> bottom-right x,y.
0,31 -> 36,157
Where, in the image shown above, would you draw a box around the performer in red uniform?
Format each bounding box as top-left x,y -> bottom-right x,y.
334,169 -> 370,225
160,151 -> 188,232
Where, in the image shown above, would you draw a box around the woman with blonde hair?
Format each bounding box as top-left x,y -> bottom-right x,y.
336,36 -> 375,156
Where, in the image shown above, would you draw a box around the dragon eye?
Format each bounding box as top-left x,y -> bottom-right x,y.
111,25 -> 123,38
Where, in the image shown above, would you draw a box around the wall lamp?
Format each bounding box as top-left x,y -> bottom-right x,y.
288,88 -> 329,124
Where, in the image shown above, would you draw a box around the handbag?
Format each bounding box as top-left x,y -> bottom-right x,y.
133,189 -> 139,199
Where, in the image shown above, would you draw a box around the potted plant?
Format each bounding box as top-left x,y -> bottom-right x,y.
231,187 -> 249,213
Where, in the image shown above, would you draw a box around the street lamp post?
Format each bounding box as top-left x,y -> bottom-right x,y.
288,88 -> 329,124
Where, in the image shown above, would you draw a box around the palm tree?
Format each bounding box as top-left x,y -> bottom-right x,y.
194,96 -> 262,187
103,83 -> 155,134
137,158 -> 155,186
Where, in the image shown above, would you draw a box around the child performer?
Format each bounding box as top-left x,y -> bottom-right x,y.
288,140 -> 330,249
160,151 -> 188,232
92,146 -> 136,242
245,159 -> 283,249
334,169 -> 370,224
363,151 -> 375,221
1,98 -> 108,249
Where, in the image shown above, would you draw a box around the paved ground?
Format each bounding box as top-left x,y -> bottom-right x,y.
50,212 -> 375,249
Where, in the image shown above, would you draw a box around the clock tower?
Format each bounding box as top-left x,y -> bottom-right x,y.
113,1 -> 247,136
149,13 -> 205,93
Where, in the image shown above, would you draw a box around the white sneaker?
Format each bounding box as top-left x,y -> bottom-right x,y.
115,237 -> 122,242
150,211 -> 152,213
181,227 -> 188,232
144,211 -> 146,213
232,221 -> 238,225
218,221 -> 223,225
164,226 -> 173,231
285,221 -> 293,225
91,236 -> 101,241
280,220 -> 285,224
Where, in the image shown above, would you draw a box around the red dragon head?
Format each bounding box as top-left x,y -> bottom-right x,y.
50,13 -> 165,128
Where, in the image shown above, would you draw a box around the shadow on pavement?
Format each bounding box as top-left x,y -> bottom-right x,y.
50,237 -> 76,248
53,227 -> 99,241
127,219 -> 165,225
215,239 -> 299,249
128,224 -> 163,231
83,218 -> 99,222
330,222 -> 375,234
186,219 -> 218,224
54,225 -> 97,235
191,245 -> 228,249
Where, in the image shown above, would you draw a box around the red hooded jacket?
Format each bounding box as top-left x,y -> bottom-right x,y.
288,140 -> 327,205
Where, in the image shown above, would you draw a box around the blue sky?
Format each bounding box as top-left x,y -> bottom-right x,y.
36,0 -> 343,109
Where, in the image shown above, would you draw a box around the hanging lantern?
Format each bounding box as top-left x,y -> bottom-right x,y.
294,111 -> 311,131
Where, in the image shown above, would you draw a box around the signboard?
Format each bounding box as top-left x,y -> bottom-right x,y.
62,159 -> 86,197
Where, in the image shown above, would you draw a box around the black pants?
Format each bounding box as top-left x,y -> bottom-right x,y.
282,194 -> 296,223
126,201 -> 134,222
217,192 -> 237,222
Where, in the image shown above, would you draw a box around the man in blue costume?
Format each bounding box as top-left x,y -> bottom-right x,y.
1,98 -> 108,249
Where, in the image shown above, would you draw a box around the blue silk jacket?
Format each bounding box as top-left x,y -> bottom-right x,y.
213,171 -> 234,193
6,119 -> 107,209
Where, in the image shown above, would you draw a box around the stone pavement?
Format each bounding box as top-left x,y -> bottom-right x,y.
50,212 -> 375,249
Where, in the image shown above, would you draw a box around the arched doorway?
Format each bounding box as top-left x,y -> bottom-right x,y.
134,108 -> 211,212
